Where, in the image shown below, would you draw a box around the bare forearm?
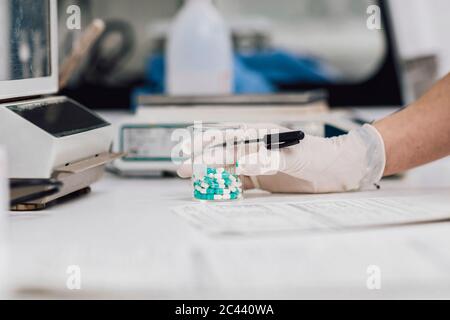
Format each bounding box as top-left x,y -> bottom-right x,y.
374,73 -> 450,176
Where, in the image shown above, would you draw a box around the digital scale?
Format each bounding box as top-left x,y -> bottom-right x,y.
0,0 -> 120,210
111,123 -> 187,176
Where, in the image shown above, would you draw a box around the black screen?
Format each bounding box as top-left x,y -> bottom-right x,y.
7,98 -> 109,137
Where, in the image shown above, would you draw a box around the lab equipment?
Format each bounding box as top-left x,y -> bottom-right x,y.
166,0 -> 233,95
0,0 -> 58,100
9,179 -> 62,207
135,91 -> 328,120
0,0 -> 120,210
189,124 -> 243,202
111,123 -> 188,176
0,97 -> 120,211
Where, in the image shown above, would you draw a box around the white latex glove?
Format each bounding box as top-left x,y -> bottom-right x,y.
177,123 -> 386,194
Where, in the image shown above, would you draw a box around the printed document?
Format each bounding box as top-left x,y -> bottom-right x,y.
173,195 -> 450,235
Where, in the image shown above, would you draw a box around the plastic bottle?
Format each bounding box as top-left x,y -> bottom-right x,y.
166,0 -> 233,96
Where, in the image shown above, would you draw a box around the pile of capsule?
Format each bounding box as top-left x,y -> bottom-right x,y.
193,167 -> 242,201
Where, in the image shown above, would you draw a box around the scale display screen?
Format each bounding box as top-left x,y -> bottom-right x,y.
7,98 -> 109,137
121,125 -> 187,162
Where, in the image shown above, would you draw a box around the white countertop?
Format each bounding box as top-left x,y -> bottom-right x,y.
4,110 -> 450,299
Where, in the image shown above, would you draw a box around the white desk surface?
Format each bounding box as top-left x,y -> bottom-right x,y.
5,110 -> 450,300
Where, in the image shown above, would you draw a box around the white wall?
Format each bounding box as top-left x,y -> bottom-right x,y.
389,0 -> 450,77
430,0 -> 450,76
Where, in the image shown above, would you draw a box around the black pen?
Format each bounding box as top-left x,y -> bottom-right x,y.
217,130 -> 305,150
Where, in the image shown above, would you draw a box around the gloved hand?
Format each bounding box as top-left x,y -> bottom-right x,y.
177,123 -> 386,194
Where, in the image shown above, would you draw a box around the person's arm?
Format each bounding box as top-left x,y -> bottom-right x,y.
375,73 -> 450,176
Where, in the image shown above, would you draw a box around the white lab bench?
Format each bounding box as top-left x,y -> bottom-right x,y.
5,110 -> 450,299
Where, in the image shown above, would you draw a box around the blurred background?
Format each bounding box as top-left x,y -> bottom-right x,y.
54,0 -> 449,109
59,0 -> 384,82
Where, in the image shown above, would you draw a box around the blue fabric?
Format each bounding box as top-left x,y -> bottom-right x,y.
238,50 -> 338,84
146,54 -> 166,93
131,49 -> 338,110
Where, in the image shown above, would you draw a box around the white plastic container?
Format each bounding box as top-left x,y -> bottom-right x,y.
166,0 -> 233,96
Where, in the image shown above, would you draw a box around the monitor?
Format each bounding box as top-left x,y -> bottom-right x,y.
0,0 -> 58,101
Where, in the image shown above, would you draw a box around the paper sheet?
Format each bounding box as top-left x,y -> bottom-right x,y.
173,195 -> 450,235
